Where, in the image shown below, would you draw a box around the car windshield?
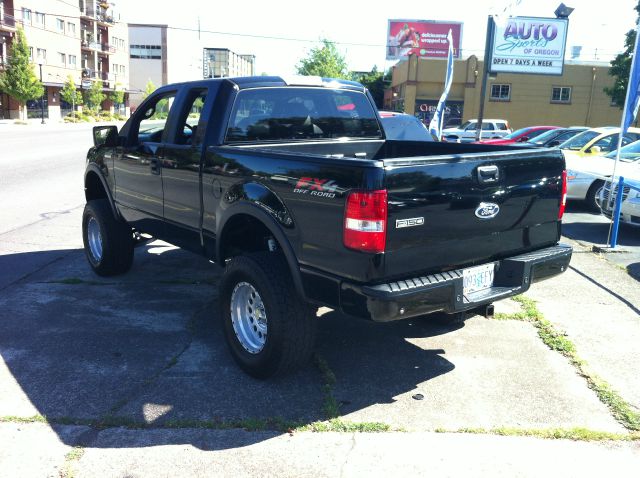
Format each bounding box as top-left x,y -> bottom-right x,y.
559,130 -> 600,150
225,87 -> 383,142
604,139 -> 640,162
527,129 -> 561,145
503,127 -> 533,139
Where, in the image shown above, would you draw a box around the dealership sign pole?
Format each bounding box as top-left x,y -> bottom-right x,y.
607,21 -> 640,247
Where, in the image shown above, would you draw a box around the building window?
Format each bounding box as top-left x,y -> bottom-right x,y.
22,8 -> 31,23
130,44 -> 161,59
67,22 -> 76,36
29,47 -> 34,61
56,18 -> 64,32
69,55 -> 77,67
34,12 -> 45,25
58,52 -> 66,66
490,84 -> 511,101
36,48 -> 46,63
551,86 -> 571,104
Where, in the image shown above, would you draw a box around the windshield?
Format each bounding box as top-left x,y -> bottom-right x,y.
527,129 -> 560,145
225,87 -> 382,142
604,139 -> 640,162
503,127 -> 533,139
560,130 -> 600,150
381,115 -> 432,141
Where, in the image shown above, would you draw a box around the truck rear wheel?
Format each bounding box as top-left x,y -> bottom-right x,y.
219,252 -> 317,378
82,199 -> 134,276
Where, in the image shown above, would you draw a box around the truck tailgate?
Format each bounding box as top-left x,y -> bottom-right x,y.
382,148 -> 565,279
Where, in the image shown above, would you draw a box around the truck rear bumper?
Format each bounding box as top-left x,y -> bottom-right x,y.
339,244 -> 572,322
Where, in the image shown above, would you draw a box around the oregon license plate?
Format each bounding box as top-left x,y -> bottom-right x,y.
463,263 -> 495,295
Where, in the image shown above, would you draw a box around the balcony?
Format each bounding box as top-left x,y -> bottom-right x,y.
96,14 -> 115,26
98,43 -> 116,55
0,55 -> 9,70
0,13 -> 16,32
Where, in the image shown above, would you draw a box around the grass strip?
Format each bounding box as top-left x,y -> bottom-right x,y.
435,427 -> 640,441
499,295 -> 640,432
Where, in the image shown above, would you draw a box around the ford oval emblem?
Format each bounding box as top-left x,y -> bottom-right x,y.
475,202 -> 500,219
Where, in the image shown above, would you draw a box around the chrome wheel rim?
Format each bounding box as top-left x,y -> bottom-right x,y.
87,217 -> 103,262
230,282 -> 267,354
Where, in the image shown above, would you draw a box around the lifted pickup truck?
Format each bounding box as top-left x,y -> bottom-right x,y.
83,76 -> 572,378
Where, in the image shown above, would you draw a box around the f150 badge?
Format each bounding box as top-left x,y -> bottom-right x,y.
475,202 -> 500,219
396,217 -> 424,228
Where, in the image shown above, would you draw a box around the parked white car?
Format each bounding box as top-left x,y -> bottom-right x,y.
442,119 -> 511,142
598,165 -> 640,227
566,139 -> 640,211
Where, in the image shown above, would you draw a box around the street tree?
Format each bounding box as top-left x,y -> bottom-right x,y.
352,66 -> 391,109
60,75 -> 82,113
110,83 -> 125,113
142,79 -> 156,100
605,1 -> 640,107
296,39 -> 349,79
0,28 -> 44,120
84,79 -> 105,112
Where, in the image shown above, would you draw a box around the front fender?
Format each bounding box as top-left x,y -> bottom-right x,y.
84,164 -> 121,220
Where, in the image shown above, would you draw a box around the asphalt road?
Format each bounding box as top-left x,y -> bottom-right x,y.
0,124 -> 94,236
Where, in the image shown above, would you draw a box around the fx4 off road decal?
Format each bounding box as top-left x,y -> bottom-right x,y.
293,177 -> 338,199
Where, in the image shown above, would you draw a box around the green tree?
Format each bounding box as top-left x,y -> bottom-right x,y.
296,39 -> 349,79
142,79 -> 156,100
605,2 -> 640,107
0,28 -> 44,120
110,83 -> 125,111
352,66 -> 391,109
84,79 -> 105,112
60,75 -> 82,112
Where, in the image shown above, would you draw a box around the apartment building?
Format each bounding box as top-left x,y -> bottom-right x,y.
0,0 -> 129,120
203,48 -> 255,79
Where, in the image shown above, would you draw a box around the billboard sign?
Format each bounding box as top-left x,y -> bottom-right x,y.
489,16 -> 568,75
387,20 -> 462,60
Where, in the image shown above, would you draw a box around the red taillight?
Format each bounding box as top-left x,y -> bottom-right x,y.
344,190 -> 388,253
558,170 -> 567,220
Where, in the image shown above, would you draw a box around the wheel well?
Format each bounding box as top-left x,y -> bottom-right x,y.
85,171 -> 108,202
219,214 -> 277,262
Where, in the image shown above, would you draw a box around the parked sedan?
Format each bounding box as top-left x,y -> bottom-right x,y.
441,119 -> 511,142
524,127 -> 587,148
476,126 -> 559,145
598,164 -> 640,227
379,111 -> 433,141
560,127 -> 640,160
566,139 -> 640,210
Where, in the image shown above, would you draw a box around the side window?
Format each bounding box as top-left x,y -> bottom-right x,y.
464,123 -> 477,131
131,92 -> 177,145
622,133 -> 640,146
481,122 -> 493,131
592,134 -> 616,153
166,89 -> 207,146
496,122 -> 508,131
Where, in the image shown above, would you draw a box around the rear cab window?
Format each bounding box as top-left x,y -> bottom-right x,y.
225,87 -> 382,143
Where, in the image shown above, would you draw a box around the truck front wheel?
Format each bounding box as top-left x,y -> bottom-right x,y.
219,252 -> 317,378
82,199 -> 134,276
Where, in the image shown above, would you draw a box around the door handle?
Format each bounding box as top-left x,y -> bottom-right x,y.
477,165 -> 500,184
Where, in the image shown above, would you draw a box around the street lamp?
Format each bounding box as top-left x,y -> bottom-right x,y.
36,57 -> 45,124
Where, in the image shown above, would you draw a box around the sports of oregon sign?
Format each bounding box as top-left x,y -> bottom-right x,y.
489,16 -> 568,75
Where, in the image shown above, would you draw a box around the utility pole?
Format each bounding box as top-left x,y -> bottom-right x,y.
475,16 -> 495,141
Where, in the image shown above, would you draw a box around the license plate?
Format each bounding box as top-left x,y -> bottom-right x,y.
463,263 -> 495,295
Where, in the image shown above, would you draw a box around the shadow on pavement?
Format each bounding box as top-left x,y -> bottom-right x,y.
0,246 -> 457,450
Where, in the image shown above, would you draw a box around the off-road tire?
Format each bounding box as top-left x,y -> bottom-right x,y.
219,252 -> 317,379
82,199 -> 134,276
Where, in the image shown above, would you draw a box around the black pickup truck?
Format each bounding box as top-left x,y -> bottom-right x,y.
83,76 -> 572,378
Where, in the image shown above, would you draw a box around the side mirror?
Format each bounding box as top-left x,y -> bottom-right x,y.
93,125 -> 118,148
548,140 -> 561,147
588,145 -> 601,154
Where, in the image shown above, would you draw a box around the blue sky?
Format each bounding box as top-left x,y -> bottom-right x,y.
120,0 -> 637,75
